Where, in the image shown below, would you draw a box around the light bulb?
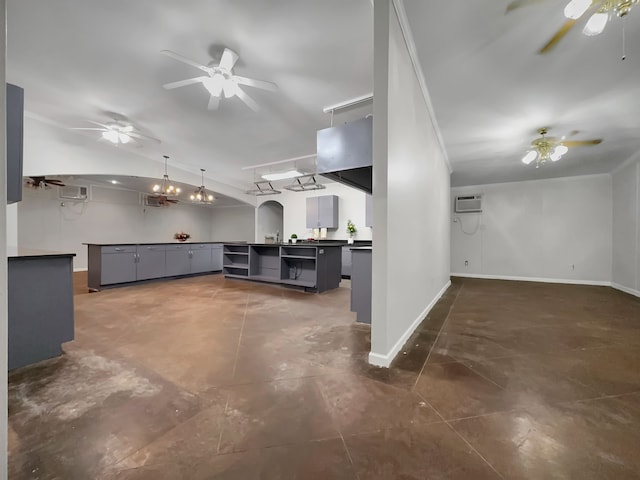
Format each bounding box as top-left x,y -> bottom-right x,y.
550,152 -> 562,161
522,151 -> 538,165
204,74 -> 224,97
207,195 -> 214,201
102,130 -> 119,143
196,193 -> 202,200
554,145 -> 569,157
564,0 -> 592,19
190,194 -> 195,201
176,188 -> 181,194
583,12 -> 608,36
153,184 -> 160,192
119,133 -> 131,144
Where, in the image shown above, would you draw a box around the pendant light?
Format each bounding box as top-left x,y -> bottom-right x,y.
190,169 -> 215,203
152,155 -> 181,196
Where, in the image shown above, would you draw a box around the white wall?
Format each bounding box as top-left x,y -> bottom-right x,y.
210,205 -> 255,242
18,185 -> 214,270
256,182 -> 373,242
612,157 -> 640,296
370,0 -> 451,367
451,174 -> 613,284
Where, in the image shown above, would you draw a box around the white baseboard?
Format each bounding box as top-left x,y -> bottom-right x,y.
368,280 -> 451,368
612,282 -> 640,298
450,273 -> 610,287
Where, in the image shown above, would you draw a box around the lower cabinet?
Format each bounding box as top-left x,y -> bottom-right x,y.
88,243 -> 223,290
341,246 -> 352,277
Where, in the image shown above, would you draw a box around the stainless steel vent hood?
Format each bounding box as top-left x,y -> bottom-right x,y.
316,116 -> 372,194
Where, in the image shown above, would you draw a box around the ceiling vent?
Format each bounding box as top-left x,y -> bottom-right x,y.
58,185 -> 88,201
455,194 -> 482,213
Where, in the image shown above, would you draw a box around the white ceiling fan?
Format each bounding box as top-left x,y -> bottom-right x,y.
161,48 -> 278,112
70,121 -> 161,145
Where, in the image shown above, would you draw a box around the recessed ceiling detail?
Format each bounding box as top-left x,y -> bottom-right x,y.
161,48 -> 278,112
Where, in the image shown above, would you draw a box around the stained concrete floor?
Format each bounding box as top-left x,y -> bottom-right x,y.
8,274 -> 640,479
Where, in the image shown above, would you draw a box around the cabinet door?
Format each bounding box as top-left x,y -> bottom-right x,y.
365,193 -> 373,228
101,251 -> 137,285
306,197 -> 319,229
136,245 -> 166,280
190,247 -> 212,274
211,246 -> 223,271
341,246 -> 352,277
317,195 -> 338,228
166,247 -> 191,277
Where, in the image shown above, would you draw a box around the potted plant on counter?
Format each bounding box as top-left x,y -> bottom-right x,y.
174,231 -> 191,242
290,233 -> 298,244
346,220 -> 356,244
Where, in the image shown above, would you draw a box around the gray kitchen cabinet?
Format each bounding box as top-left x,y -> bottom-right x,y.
211,245 -> 223,271
306,195 -> 339,229
365,193 -> 372,228
166,245 -> 191,277
7,84 -> 24,204
190,244 -> 213,274
100,247 -> 137,285
350,248 -> 372,324
341,246 -> 352,277
136,244 -> 167,280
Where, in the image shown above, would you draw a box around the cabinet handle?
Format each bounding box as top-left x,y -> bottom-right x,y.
115,248 -> 123,251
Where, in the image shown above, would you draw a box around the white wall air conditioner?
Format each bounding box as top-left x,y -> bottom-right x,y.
144,195 -> 164,207
455,194 -> 482,213
59,185 -> 88,201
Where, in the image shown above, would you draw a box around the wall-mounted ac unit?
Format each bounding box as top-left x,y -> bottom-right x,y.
144,195 -> 163,207
455,194 -> 482,213
59,185 -> 88,201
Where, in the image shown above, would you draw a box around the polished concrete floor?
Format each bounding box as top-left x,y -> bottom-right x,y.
8,274 -> 640,479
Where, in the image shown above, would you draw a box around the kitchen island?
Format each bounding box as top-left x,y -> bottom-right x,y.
85,242 -> 224,291
223,243 -> 342,293
8,247 -> 75,370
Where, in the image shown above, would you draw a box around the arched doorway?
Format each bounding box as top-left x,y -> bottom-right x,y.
257,200 -> 284,243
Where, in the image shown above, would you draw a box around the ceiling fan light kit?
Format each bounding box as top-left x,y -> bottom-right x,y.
71,120 -> 160,145
153,155 -> 181,196
161,47 -> 277,112
521,127 -> 602,168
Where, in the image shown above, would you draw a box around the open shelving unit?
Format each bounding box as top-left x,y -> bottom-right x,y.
223,244 -> 250,278
222,244 -> 341,293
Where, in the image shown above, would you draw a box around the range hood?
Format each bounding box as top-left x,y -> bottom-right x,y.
316,116 -> 372,194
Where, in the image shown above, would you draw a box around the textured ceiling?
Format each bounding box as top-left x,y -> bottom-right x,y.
7,0 -> 640,190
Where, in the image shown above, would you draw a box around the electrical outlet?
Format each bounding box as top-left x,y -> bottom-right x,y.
464,260 -> 469,267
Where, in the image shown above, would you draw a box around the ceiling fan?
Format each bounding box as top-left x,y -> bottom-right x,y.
25,176 -> 66,189
521,127 -> 603,168
71,121 -> 161,145
161,48 -> 278,112
145,194 -> 178,207
507,0 -> 638,54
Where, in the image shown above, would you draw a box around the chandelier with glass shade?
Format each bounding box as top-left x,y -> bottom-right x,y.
190,169 -> 215,203
152,155 -> 181,196
521,127 -> 603,168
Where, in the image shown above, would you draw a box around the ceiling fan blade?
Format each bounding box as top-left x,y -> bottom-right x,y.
234,86 -> 260,112
163,76 -> 208,90
69,127 -> 106,131
232,75 -> 278,92
219,48 -> 239,70
505,0 -> 550,13
46,180 -> 66,187
208,95 -> 221,111
88,120 -> 113,129
161,50 -> 211,73
562,139 -> 603,147
127,131 -> 162,144
538,19 -> 578,54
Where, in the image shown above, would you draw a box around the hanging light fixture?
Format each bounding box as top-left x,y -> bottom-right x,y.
152,155 -> 181,196
521,128 -> 570,168
190,169 -> 215,203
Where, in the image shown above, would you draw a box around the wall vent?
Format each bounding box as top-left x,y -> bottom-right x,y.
144,195 -> 164,207
455,194 -> 482,213
59,185 -> 88,201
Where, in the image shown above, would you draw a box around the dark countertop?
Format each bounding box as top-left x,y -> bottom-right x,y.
350,247 -> 372,251
84,242 -> 225,246
8,247 -> 76,259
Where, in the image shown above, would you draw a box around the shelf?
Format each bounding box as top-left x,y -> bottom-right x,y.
223,264 -> 249,270
281,254 -> 317,260
248,274 -> 281,283
280,279 -> 316,288
224,252 -> 249,256
224,273 -> 249,279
